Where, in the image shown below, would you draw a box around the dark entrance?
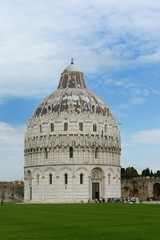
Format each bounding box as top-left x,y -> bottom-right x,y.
92,183 -> 100,200
153,183 -> 160,196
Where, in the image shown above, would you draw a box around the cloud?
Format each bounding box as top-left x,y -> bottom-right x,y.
0,0 -> 160,100
121,128 -> 160,172
1,0 -> 160,179
0,122 -> 25,180
104,74 -> 160,113
118,99 -> 145,110
137,51 -> 160,64
130,96 -> 146,106
0,122 -> 24,146
132,129 -> 160,144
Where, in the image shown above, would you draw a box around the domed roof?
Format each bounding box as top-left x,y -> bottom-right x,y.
33,60 -> 109,118
63,58 -> 81,73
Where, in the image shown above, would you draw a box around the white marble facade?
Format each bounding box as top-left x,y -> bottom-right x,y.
24,60 -> 121,203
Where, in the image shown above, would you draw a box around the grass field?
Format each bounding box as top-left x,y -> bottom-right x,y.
0,203 -> 160,240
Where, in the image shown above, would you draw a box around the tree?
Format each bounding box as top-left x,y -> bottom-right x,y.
141,168 -> 150,176
121,168 -> 126,179
150,170 -> 153,176
155,170 -> 160,177
125,167 -> 138,178
121,167 -> 138,179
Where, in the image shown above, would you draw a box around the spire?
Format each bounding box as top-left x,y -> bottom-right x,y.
71,57 -> 74,65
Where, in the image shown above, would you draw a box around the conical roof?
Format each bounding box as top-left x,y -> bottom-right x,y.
33,60 -> 109,117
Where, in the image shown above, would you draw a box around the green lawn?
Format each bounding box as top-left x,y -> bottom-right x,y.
0,203 -> 160,240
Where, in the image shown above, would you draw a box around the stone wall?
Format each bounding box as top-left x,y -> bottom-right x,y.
121,176 -> 160,199
0,181 -> 24,202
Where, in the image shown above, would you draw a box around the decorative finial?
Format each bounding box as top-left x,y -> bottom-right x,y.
71,57 -> 74,64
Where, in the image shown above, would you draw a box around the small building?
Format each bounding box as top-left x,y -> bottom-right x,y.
24,60 -> 121,203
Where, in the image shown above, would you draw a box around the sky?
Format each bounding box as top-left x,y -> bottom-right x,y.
0,0 -> 160,180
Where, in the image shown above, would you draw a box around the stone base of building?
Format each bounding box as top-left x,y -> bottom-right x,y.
24,164 -> 121,203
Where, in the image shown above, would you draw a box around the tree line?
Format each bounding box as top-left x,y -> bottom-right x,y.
121,167 -> 160,179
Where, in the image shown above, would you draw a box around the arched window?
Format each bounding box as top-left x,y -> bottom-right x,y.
92,105 -> 95,113
80,174 -> 83,184
44,148 -> 48,159
69,147 -> 73,158
64,122 -> 68,131
108,174 -> 111,185
95,148 -> 98,159
50,123 -> 54,132
37,174 -> 39,185
49,174 -> 52,184
107,108 -> 109,116
79,122 -> 83,131
39,124 -> 42,133
64,174 -> 68,184
93,124 -> 97,132
105,124 -> 107,132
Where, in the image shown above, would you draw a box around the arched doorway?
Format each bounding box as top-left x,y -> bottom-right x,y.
91,168 -> 104,201
153,183 -> 160,196
133,188 -> 139,197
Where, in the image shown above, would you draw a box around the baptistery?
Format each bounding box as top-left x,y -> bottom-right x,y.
24,60 -> 121,203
